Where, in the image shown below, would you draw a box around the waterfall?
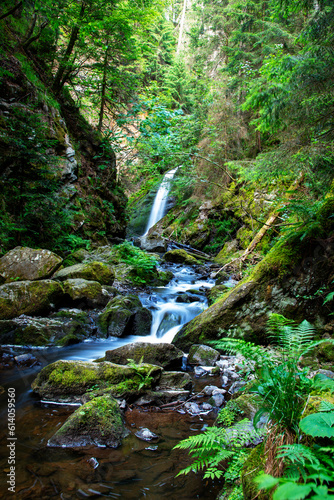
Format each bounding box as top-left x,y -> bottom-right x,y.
144,167 -> 178,235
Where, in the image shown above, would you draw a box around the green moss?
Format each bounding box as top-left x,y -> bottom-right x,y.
241,443 -> 268,500
164,249 -> 199,265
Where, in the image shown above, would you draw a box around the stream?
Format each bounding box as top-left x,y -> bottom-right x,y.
0,169 -> 223,499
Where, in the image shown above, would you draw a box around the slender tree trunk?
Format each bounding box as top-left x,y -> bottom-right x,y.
176,0 -> 187,55
98,44 -> 109,131
52,1 -> 86,93
0,1 -> 23,21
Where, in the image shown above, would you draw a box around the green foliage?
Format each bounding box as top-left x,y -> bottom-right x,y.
115,241 -> 158,284
210,317 -> 334,433
126,357 -> 155,390
255,401 -> 334,499
174,419 -> 264,479
216,400 -> 245,427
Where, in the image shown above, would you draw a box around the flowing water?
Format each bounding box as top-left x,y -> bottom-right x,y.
144,167 -> 178,234
0,170 -> 223,499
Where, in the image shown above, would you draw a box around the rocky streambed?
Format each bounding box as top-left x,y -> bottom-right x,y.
0,243 -> 243,499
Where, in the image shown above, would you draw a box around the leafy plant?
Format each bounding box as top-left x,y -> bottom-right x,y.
174,419 -> 264,480
210,316 -> 334,433
255,401 -> 334,499
126,357 -> 154,390
115,241 -> 158,284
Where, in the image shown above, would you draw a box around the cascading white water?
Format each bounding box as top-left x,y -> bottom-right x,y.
144,167 -> 178,234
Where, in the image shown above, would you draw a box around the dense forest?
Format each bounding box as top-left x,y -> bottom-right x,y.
0,0 -> 334,499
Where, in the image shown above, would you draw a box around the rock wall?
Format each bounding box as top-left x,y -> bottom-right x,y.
0,55 -> 126,255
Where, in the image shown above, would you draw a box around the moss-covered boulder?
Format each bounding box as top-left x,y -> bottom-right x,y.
63,278 -> 110,308
0,280 -> 64,320
47,395 -> 128,448
0,246 -> 63,282
158,371 -> 193,390
0,316 -> 88,346
53,261 -> 114,285
164,249 -> 199,265
97,295 -> 152,337
187,344 -> 220,366
105,342 -> 184,369
32,359 -> 162,400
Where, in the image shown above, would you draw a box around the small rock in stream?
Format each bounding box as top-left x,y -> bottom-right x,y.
87,457 -> 99,469
184,402 -> 201,415
194,366 -> 207,377
210,393 -> 225,407
202,403 -> 213,411
229,380 -> 246,394
135,428 -> 159,442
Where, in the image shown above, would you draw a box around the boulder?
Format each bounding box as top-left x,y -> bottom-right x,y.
0,246 -> 62,282
187,344 -> 220,366
63,279 -> 110,308
105,342 -> 184,369
32,359 -> 162,401
135,428 -> 159,442
139,234 -> 168,253
0,316 -> 87,346
158,371 -> 193,391
53,261 -> 114,285
164,249 -> 199,265
0,280 -> 64,320
97,295 -> 152,337
48,395 -> 127,448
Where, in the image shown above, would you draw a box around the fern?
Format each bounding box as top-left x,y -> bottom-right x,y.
174,420 -> 263,478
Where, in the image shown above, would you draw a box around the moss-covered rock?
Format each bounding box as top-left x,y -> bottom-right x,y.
158,371 -> 193,390
207,285 -> 231,306
47,395 -> 128,448
214,240 -> 240,265
53,261 -> 115,285
97,295 -> 152,337
32,359 -> 162,400
105,342 -> 184,369
0,246 -> 62,282
187,344 -> 220,366
63,278 -> 109,307
164,249 -> 199,265
241,443 -> 268,500
0,280 -> 64,320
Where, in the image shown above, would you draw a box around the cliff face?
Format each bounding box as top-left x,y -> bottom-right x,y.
0,54 -> 127,255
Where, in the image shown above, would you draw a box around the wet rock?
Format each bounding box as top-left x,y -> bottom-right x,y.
14,353 -> 38,366
176,293 -> 202,303
87,457 -> 99,469
105,342 -> 184,369
229,380 -> 246,394
97,295 -> 152,337
158,371 -> 193,391
202,403 -> 213,411
62,279 -> 110,308
134,389 -> 190,406
32,359 -> 162,400
316,369 -> 334,379
164,249 -> 199,265
53,261 -> 115,286
184,402 -> 201,415
0,246 -> 62,282
188,344 -> 220,366
210,393 -> 224,407
0,280 -> 64,320
48,395 -> 127,448
194,366 -> 207,377
203,385 -> 220,396
139,234 -> 168,253
0,315 -> 88,346
221,375 -> 229,386
135,428 -> 159,441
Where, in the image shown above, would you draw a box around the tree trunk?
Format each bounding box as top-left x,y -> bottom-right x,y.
52,1 -> 86,93
98,44 -> 109,131
0,1 -> 23,21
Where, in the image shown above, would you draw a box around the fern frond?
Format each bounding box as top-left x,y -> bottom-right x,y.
209,338 -> 272,366
277,444 -> 320,466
